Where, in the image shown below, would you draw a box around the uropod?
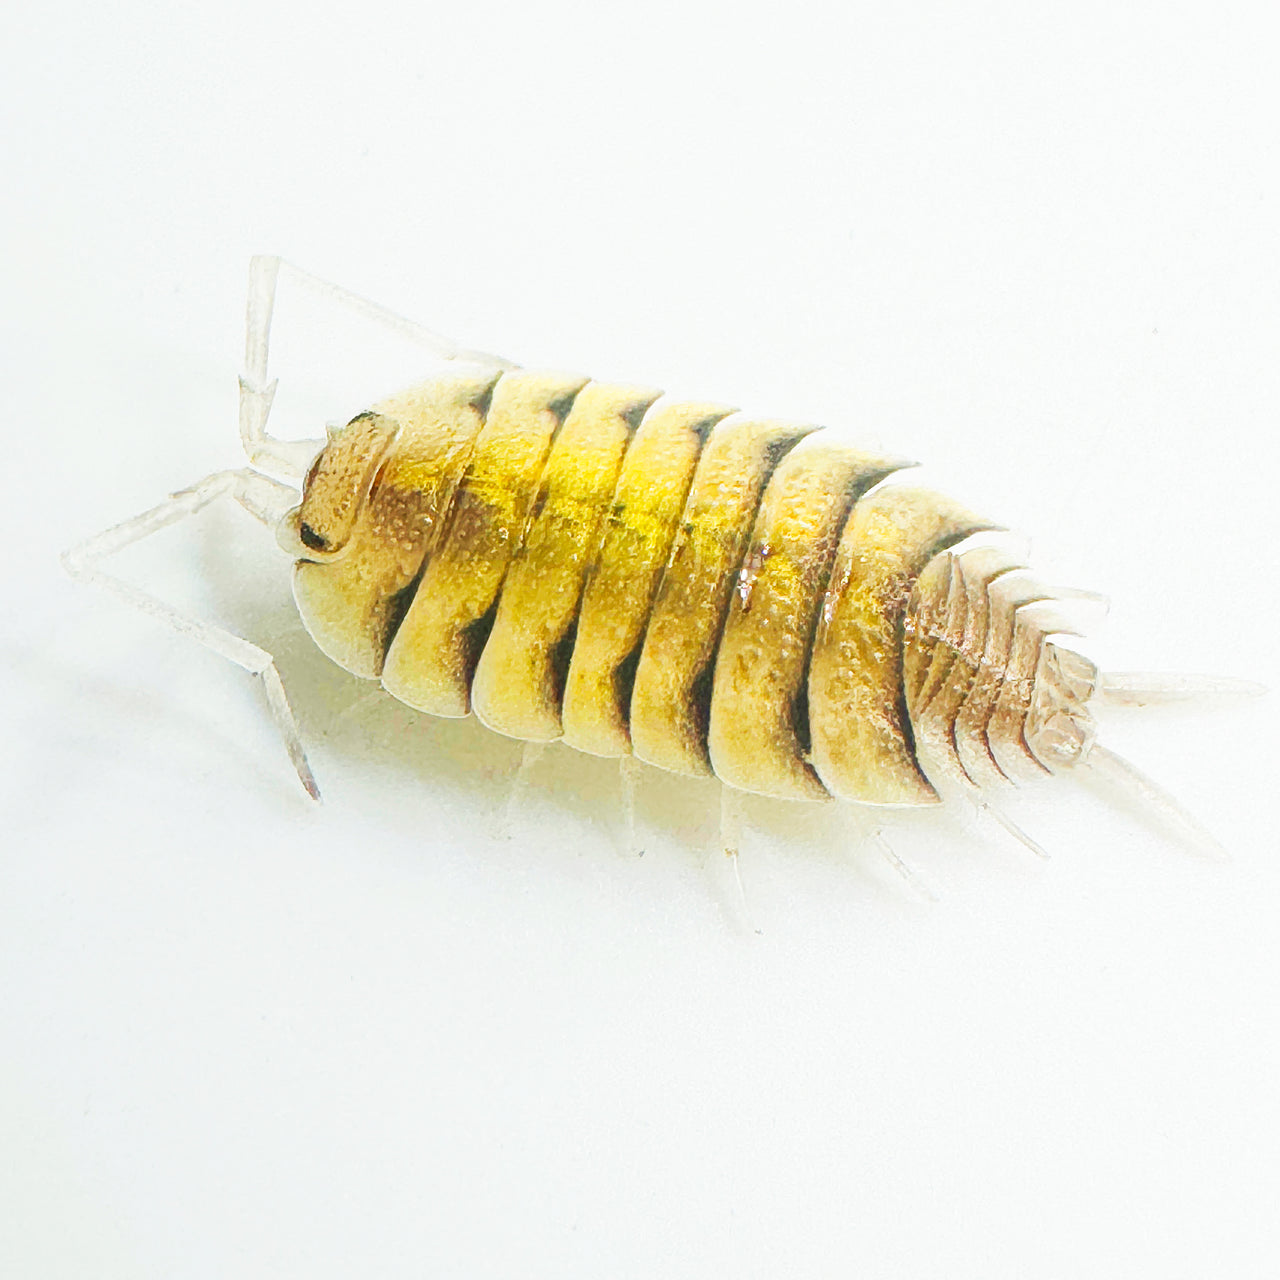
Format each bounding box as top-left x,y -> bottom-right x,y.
64,257 -> 1256,873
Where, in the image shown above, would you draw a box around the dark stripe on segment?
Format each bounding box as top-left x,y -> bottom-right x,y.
941,557 -> 1017,782
542,396 -> 660,729
901,550 -> 954,713
548,617 -> 579,715
905,548 -> 1020,790
987,602 -> 1063,781
894,542 -> 1015,801
807,488 -> 997,804
560,399 -> 734,757
610,640 -> 645,729
629,417 -> 818,778
379,370 -> 588,715
378,379 -> 502,658
291,371 -> 499,680
953,573 -> 1053,789
470,381 -> 662,741
707,443 -> 906,800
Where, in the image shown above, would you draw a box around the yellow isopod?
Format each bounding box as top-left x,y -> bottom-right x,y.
64,257 -> 1254,866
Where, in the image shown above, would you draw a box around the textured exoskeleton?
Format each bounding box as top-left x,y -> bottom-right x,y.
283,369 -> 1099,807
67,258 -> 1247,859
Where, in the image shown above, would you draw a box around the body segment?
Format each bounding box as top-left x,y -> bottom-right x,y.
707,443 -> 904,800
807,487 -> 993,803
626,415 -> 816,779
561,399 -> 734,758
286,369 -> 1100,807
292,371 -> 499,678
470,380 -> 661,741
380,370 -> 588,717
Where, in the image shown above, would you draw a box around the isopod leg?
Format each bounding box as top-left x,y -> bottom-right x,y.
870,828 -> 940,903
498,741 -> 547,837
1078,742 -> 1228,861
717,786 -> 758,934
62,469 -> 320,801
973,795 -> 1052,860
619,755 -> 644,857
719,783 -> 743,859
240,255 -> 517,478
240,255 -> 318,478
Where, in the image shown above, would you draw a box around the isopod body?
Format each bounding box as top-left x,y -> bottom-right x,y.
284,367 -> 1097,808
67,257 -> 1237,850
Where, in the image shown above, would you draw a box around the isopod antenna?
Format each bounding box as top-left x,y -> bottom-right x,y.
239,255 -> 516,478
1094,672 -> 1267,706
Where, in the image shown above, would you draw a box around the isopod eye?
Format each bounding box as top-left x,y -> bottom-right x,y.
298,521 -> 329,553
292,411 -> 398,559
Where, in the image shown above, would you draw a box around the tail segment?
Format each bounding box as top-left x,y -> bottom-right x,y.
901,541 -> 1262,856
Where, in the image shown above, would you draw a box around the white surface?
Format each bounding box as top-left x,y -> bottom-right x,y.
3,4 -> 1279,1277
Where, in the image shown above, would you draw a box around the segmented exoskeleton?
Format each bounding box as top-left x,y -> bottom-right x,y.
284,367 -> 1098,809
66,258 -> 1250,855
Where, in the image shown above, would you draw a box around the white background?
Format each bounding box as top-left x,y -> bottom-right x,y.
3,3 -> 1278,1277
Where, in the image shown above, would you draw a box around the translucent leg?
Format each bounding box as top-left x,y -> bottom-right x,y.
923,764 -> 1054,862
240,255 -> 517,478
717,786 -> 757,933
720,783 -> 743,859
619,754 -> 644,857
62,469 -> 319,801
499,741 -> 546,837
1079,742 -> 1228,861
870,829 -> 940,903
974,795 -> 1052,860
330,683 -> 391,731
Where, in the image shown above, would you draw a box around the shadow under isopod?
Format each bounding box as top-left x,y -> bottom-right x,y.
58,496 -> 1071,912
249,591 -> 1008,910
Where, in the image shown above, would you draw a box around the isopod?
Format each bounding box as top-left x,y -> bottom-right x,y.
64,257 -> 1255,866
